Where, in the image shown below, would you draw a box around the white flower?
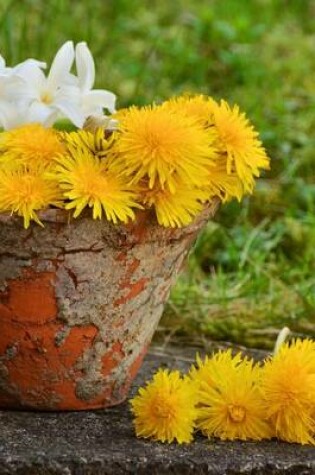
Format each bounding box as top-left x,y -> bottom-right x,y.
13,58 -> 47,77
1,52 -> 46,76
0,75 -> 25,104
0,56 -> 45,105
0,55 -> 9,74
15,41 -> 84,127
0,100 -> 58,129
0,41 -> 117,130
75,42 -> 116,117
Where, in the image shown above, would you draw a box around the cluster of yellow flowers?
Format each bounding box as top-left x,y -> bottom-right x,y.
0,95 -> 270,229
130,338 -> 315,445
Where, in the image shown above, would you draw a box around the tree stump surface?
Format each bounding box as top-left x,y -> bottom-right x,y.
0,344 -> 314,475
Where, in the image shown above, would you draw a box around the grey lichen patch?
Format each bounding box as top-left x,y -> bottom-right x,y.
74,334 -> 145,403
35,259 -> 60,273
0,362 -> 20,401
0,257 -> 32,290
56,299 -> 73,323
4,344 -> 19,360
74,340 -> 109,401
75,378 -> 106,401
23,387 -> 62,410
54,326 -> 71,347
55,251 -> 123,328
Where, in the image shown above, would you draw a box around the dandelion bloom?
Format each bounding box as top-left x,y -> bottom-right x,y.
111,104 -> 217,192
261,338 -> 315,445
190,350 -> 242,389
161,94 -> 217,127
0,165 -> 62,228
0,123 -> 64,166
130,369 -> 198,444
205,157 -> 245,202
212,100 -> 270,193
195,351 -> 271,441
61,128 -> 113,160
143,181 -> 209,228
54,132 -> 140,223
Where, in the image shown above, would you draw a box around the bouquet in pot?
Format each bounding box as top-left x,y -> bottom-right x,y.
0,41 -> 270,229
0,41 -> 270,411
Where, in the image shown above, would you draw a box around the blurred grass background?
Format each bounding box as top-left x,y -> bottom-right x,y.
1,0 -> 315,348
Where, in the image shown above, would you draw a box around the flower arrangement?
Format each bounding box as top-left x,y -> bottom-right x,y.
0,41 -> 270,229
0,41 -> 272,412
131,335 -> 315,446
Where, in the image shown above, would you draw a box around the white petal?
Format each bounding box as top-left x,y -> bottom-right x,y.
48,41 -> 75,91
0,100 -> 59,129
54,99 -> 85,127
56,84 -> 81,104
14,63 -> 46,93
75,42 -> 95,92
0,55 -> 6,72
64,72 -> 79,87
26,101 -> 57,126
0,101 -> 28,129
0,75 -> 30,101
82,105 -> 104,117
83,90 -> 116,113
14,58 -> 46,74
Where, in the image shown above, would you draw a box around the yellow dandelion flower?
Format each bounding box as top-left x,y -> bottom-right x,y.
206,156 -> 245,202
54,146 -> 140,223
130,369 -> 198,444
0,123 -> 64,167
189,350 -> 243,389
61,128 -> 114,160
196,352 -> 271,441
261,338 -> 315,445
143,179 -> 210,228
162,94 -> 217,127
112,104 -> 217,192
0,165 -> 62,228
212,100 -> 270,193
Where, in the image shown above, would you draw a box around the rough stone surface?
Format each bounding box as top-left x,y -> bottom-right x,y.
0,344 -> 314,475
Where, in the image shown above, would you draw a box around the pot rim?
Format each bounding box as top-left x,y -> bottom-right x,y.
0,197 -> 221,237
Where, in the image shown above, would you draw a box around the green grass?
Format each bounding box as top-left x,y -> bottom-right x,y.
1,0 -> 315,348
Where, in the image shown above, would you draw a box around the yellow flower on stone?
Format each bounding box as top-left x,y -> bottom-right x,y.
0,123 -> 64,167
130,369 -> 198,444
162,94 -> 217,127
212,100 -> 270,193
261,338 -> 315,445
54,144 -> 140,223
196,352 -> 271,441
0,165 -> 62,228
190,350 -> 243,390
143,180 -> 210,228
111,104 -> 217,192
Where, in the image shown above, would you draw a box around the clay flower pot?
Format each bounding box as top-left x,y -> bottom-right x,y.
0,201 -> 219,410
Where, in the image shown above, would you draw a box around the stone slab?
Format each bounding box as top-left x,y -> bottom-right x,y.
0,344 -> 314,475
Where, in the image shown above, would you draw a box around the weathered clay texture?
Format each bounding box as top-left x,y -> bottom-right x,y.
0,202 -> 219,410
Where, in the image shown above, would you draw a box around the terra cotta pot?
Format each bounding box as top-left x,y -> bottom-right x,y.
0,200 -> 219,410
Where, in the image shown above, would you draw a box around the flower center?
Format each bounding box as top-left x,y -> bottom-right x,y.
155,395 -> 176,419
40,91 -> 53,105
228,404 -> 246,423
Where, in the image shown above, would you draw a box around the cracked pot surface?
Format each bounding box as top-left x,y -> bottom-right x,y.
0,202 -> 219,410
